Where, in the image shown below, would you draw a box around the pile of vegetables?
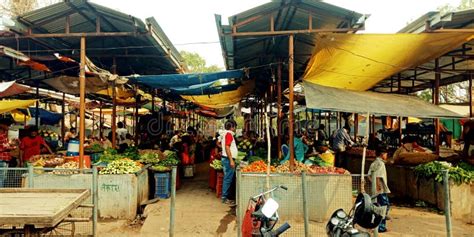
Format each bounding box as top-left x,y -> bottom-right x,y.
414,161 -> 474,185
139,152 -> 162,165
85,143 -> 104,153
151,165 -> 171,172
242,160 -> 349,175
40,129 -> 59,140
308,166 -> 349,175
275,161 -> 312,173
158,150 -> 180,166
210,159 -> 223,170
122,146 -> 140,161
98,148 -> 122,163
52,161 -> 79,174
242,160 -> 276,173
99,158 -> 142,174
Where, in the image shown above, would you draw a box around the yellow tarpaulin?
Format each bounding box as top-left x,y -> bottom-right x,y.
304,33 -> 474,91
0,100 -> 36,114
11,109 -> 31,123
181,80 -> 255,109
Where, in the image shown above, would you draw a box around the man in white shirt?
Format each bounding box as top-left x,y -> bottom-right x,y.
220,120 -> 238,206
369,148 -> 391,233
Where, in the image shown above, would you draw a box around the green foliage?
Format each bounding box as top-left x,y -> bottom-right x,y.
158,150 -> 180,166
98,148 -> 121,163
414,161 -> 474,185
180,51 -> 222,73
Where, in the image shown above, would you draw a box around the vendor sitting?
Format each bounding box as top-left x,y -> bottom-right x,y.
20,126 -> 53,166
392,136 -> 430,163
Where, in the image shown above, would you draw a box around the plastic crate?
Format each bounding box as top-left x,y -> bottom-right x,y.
216,172 -> 224,198
154,172 -> 171,199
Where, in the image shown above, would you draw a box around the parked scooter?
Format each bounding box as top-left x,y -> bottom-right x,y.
242,185 -> 291,237
326,192 -> 387,237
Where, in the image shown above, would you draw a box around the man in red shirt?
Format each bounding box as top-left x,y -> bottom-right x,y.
0,118 -> 15,187
20,126 -> 53,166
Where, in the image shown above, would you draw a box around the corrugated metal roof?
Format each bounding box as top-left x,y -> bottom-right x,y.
371,8 -> 474,93
216,0 -> 364,76
0,0 -> 184,78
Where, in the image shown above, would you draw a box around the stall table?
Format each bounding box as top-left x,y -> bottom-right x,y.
0,188 -> 90,236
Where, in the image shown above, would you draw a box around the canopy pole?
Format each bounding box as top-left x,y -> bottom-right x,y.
354,113 -> 358,141
99,101 -> 103,139
111,58 -> 117,149
327,112 -> 331,137
79,36 -> 86,169
288,34 -> 295,170
360,112 -> 370,193
61,92 -> 66,145
92,112 -> 95,137
277,63 -> 282,159
434,59 -> 441,155
35,82 -> 39,128
135,85 -> 140,145
470,73 -> 473,118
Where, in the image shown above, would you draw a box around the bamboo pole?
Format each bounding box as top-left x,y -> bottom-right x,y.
79,36 -> 86,169
111,58 -> 117,149
288,34 -> 295,170
265,93 -> 271,191
61,92 -> 66,144
277,62 -> 282,159
99,101 -> 103,138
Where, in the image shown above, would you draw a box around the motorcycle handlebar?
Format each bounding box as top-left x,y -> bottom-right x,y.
280,185 -> 288,191
274,222 -> 291,236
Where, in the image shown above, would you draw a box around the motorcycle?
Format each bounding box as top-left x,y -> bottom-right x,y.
242,185 -> 291,237
326,192 -> 387,237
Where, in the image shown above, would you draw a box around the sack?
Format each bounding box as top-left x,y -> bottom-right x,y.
395,152 -> 438,165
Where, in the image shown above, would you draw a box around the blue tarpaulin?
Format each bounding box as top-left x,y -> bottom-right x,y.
18,107 -> 63,125
128,69 -> 244,89
129,70 -> 245,95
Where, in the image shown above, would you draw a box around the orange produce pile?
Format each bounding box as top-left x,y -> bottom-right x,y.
242,160 -> 276,173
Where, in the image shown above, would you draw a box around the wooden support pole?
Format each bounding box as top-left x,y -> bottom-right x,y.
151,89 -> 155,113
277,63 -> 282,159
327,112 -> 331,137
435,59 -> 441,154
79,36 -> 86,169
61,92 -> 66,145
35,83 -> 39,128
134,85 -> 140,145
111,58 -> 117,149
288,34 -> 295,170
99,101 -> 103,139
92,112 -> 95,137
470,72 -> 473,118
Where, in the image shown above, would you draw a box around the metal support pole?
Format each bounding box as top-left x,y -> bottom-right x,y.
236,167 -> 242,237
371,171 -> 379,237
302,172 -> 309,237
443,170 -> 452,237
169,166 -> 177,237
92,166 -> 98,237
27,163 -> 34,188
79,36 -> 86,169
288,34 -> 295,170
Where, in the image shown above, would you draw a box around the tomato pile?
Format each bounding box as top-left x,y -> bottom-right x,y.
242,160 -> 276,173
242,160 -> 349,175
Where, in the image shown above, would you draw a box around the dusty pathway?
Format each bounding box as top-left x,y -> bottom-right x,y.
98,163 -> 474,236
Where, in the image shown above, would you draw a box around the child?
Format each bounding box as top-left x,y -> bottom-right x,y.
369,148 -> 391,233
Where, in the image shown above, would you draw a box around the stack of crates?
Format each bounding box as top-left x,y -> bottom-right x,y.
154,172 -> 171,199
216,172 -> 224,198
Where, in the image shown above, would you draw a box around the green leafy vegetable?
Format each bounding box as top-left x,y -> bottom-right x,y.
414,161 -> 474,185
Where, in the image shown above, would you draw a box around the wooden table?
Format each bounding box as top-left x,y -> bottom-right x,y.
0,188 -> 90,236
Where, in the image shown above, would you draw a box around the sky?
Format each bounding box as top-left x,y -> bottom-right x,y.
91,0 -> 461,68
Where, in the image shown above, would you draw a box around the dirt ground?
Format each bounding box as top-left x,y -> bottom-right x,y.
98,163 -> 474,237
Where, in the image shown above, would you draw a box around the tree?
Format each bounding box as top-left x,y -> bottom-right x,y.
0,0 -> 58,17
180,51 -> 222,73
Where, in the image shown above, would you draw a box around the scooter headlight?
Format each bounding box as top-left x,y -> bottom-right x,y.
336,210 -> 347,219
330,217 -> 340,226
